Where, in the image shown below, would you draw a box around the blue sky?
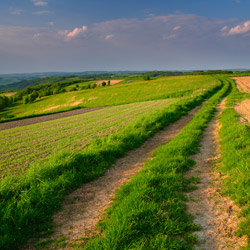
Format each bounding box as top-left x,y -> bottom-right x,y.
0,0 -> 250,73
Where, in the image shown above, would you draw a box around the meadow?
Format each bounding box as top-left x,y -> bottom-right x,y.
0,75 -> 219,121
2,74 -> 250,250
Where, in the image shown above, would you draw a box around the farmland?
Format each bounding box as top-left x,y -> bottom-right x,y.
0,98 -> 180,178
1,74 -> 250,250
0,75 -> 218,121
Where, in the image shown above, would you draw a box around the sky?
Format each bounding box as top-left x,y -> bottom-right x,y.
1,0 -> 250,74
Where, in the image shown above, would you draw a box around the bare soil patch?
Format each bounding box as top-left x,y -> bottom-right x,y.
95,80 -> 122,86
3,92 -> 16,97
235,99 -> 250,124
185,100 -> 247,249
43,105 -> 60,112
26,105 -> 203,249
0,107 -> 107,131
232,76 -> 250,93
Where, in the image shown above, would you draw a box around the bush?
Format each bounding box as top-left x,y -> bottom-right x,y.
143,76 -> 150,81
91,83 -> 97,89
23,96 -> 29,104
102,81 -> 106,86
0,96 -> 10,110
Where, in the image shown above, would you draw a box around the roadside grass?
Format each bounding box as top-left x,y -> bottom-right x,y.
81,77 -> 229,250
0,83 -> 221,250
0,99 -> 179,179
0,75 -> 219,121
218,77 -> 250,248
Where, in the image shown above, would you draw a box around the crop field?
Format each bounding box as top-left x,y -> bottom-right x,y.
0,75 -> 219,121
0,98 -> 180,179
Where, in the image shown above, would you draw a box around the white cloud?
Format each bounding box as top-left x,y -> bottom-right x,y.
220,26 -> 228,32
32,10 -> 51,15
48,21 -> 54,26
105,34 -> 114,40
32,0 -> 48,6
173,26 -> 181,31
222,21 -> 250,36
60,25 -> 88,41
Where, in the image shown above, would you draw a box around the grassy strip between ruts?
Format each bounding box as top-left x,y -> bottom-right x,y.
0,83 -> 222,250
218,77 -> 250,248
80,79 -> 230,250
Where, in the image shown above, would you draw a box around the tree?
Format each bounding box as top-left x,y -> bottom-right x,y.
29,93 -> 36,103
0,96 -> 9,110
102,81 -> 106,86
143,76 -> 150,81
108,80 -> 111,86
91,83 -> 97,89
23,96 -> 29,104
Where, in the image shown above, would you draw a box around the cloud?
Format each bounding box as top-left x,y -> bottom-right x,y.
220,26 -> 228,32
60,25 -> 88,41
105,34 -> 114,40
10,7 -> 23,15
32,0 -> 48,6
33,33 -> 41,39
0,14 -> 247,71
163,34 -> 176,40
173,26 -> 181,31
32,10 -> 52,15
222,20 -> 250,36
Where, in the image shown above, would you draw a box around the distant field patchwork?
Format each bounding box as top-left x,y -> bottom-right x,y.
0,75 -> 220,121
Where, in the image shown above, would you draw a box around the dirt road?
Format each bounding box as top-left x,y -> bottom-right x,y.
0,107 -> 107,131
26,104 -> 203,249
185,100 -> 247,249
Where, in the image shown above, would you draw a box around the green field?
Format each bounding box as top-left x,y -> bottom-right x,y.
0,74 -> 222,249
0,98 -> 179,179
0,75 -> 219,121
3,74 -> 250,250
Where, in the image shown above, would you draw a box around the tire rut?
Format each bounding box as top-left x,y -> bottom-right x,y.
185,99 -> 247,250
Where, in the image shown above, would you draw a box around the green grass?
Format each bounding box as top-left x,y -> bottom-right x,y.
0,75 -> 220,121
0,83 -> 221,250
0,99 -> 179,179
81,78 -> 229,250
218,77 -> 250,248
